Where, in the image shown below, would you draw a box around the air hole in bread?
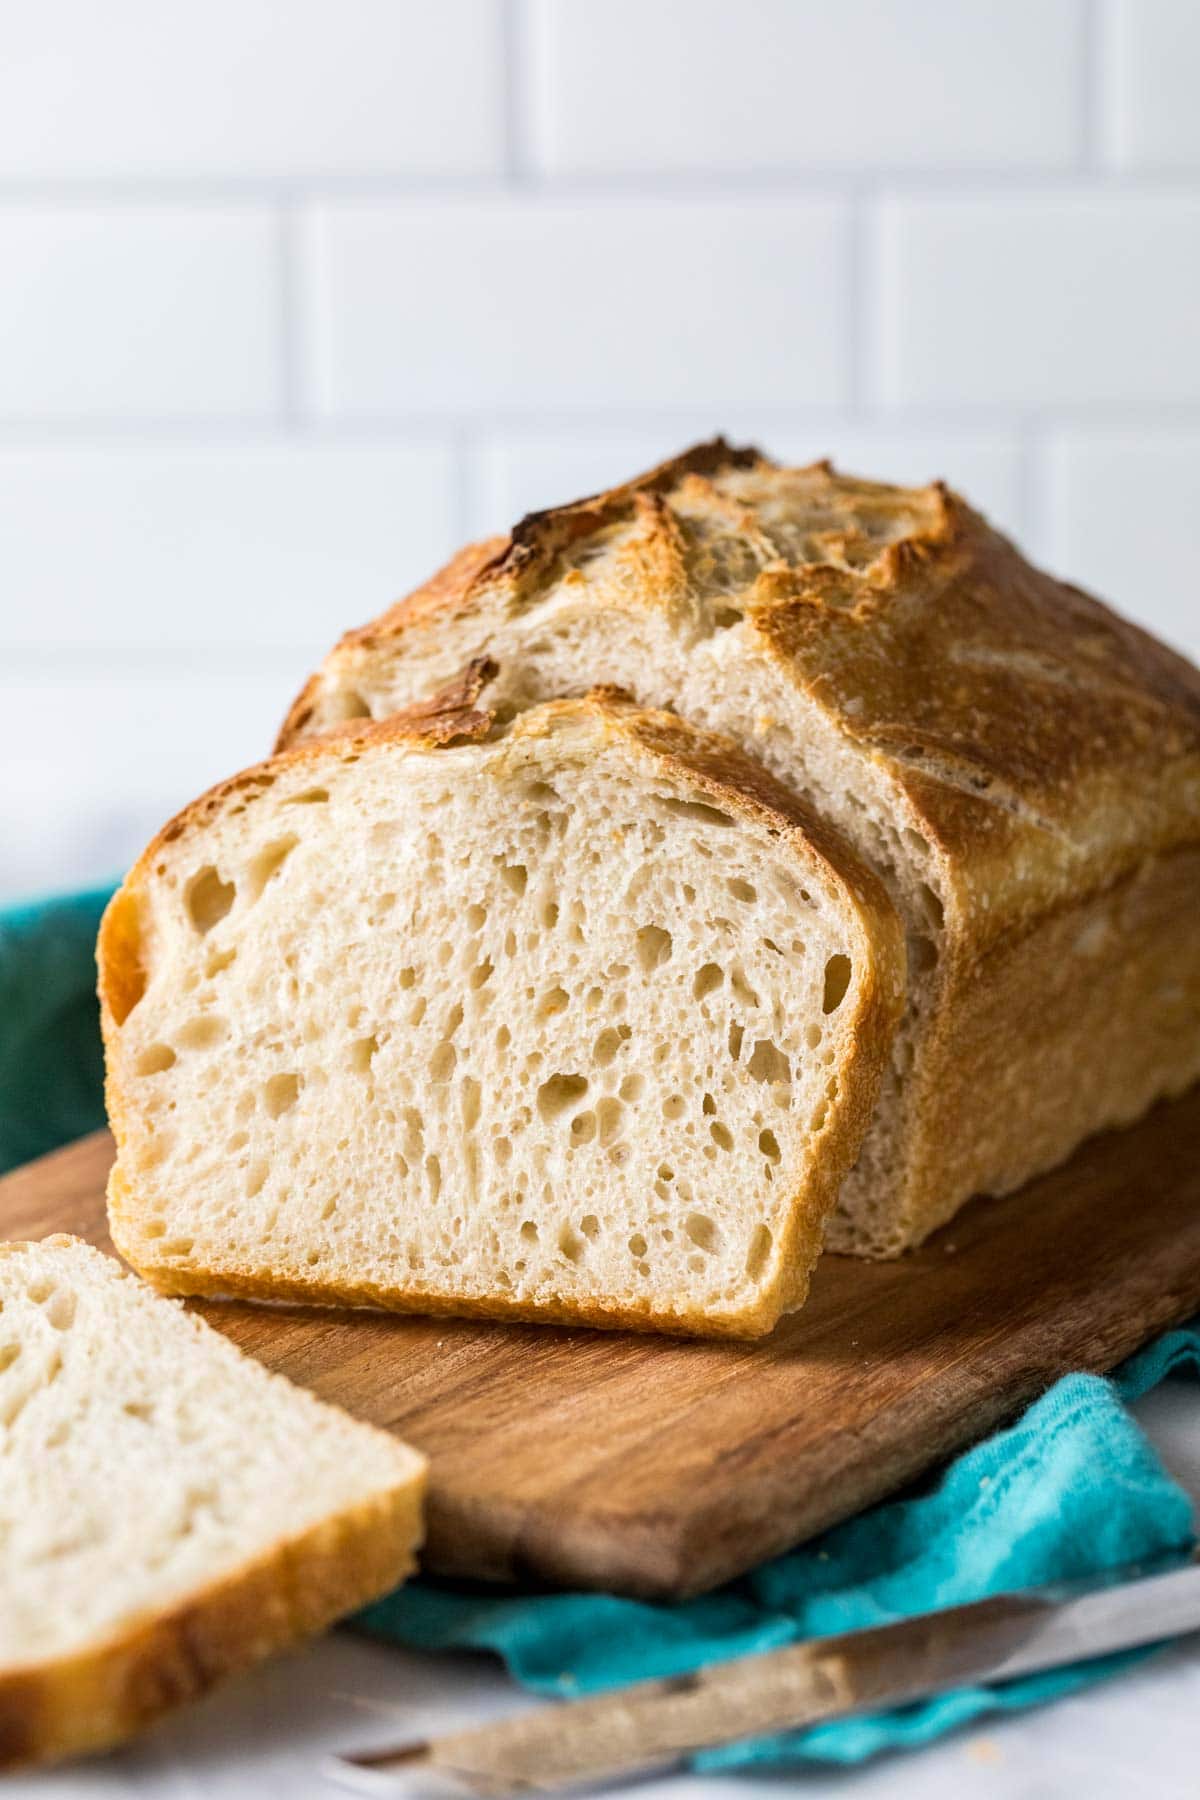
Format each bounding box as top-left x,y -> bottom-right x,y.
466,902 -> 487,931
729,963 -> 760,1010
728,879 -> 757,904
287,787 -> 330,805
710,1121 -> 734,1152
909,934 -> 938,975
685,1213 -> 717,1252
186,866 -> 235,935
468,957 -> 494,991
244,1161 -> 268,1198
537,985 -> 570,1021
205,945 -> 237,978
747,1040 -> 790,1087
537,1073 -> 589,1120
917,882 -> 945,930
592,1027 -> 623,1067
430,1042 -> 457,1082
569,1109 -> 597,1145
745,1224 -> 773,1280
628,1233 -> 648,1258
558,1224 -> 585,1263
635,925 -> 673,972
596,1097 -> 625,1144
328,688 -> 370,722
657,796 -> 736,828
693,962 -> 724,1001
462,1076 -> 482,1132
822,954 -> 852,1014
662,1094 -> 686,1121
349,1036 -> 379,1074
263,1073 -> 301,1118
618,1072 -> 644,1102
176,1015 -> 228,1052
245,837 -> 299,904
759,1129 -> 781,1163
728,1021 -> 744,1061
136,1043 -> 177,1077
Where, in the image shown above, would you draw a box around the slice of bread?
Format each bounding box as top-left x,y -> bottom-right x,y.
278,440 -> 1200,1256
0,1236 -> 425,1770
99,694 -> 904,1338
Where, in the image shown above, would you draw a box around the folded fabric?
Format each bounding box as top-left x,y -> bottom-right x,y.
3,885 -> 1198,1767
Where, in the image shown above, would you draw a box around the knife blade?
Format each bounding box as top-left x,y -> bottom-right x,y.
324,1549 -> 1200,1797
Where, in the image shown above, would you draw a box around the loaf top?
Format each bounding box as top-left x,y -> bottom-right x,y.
281,440 -> 1200,941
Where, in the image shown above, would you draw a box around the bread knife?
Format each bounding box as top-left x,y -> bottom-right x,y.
324,1549 -> 1200,1796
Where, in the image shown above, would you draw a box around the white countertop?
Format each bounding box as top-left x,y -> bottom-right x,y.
14,1381 -> 1200,1800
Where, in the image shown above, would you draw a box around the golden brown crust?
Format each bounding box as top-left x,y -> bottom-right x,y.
839,842 -> 1200,1254
275,540 -> 509,748
100,691 -> 905,1337
279,441 -> 1200,955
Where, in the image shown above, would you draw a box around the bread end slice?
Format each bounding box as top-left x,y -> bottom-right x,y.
0,1236 -> 425,1769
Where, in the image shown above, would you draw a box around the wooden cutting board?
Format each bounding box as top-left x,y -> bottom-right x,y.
4,1098 -> 1200,1601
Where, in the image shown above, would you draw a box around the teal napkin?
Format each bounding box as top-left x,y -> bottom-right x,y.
4,885 -> 1198,1767
0,886 -> 112,1173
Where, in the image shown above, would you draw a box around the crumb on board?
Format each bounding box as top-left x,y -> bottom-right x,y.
966,1736 -> 1003,1766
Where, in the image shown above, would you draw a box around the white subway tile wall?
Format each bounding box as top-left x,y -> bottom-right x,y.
0,0 -> 1196,900
527,0 -> 1087,174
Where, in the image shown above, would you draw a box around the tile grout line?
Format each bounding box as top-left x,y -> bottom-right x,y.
1080,0 -> 1106,171
501,0 -> 532,187
276,200 -> 303,431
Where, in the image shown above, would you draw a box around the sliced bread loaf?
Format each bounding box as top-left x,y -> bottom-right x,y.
278,441 -> 1200,1256
99,694 -> 904,1337
0,1236 -> 425,1769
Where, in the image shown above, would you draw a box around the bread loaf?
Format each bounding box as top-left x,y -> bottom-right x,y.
0,1236 -> 425,1769
279,441 -> 1200,1255
99,694 -> 903,1336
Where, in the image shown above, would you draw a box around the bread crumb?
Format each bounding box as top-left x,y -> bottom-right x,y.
966,1736 -> 1003,1765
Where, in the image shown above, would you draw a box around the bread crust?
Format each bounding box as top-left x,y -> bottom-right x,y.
0,1237 -> 426,1771
100,695 -> 905,1336
275,441 -> 1200,1254
279,439 -> 1200,946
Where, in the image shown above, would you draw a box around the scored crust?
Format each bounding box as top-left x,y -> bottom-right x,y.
278,437 -> 1200,947
100,694 -> 905,1336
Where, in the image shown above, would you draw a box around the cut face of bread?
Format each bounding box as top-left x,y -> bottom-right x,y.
0,1236 -> 425,1770
279,441 -> 1200,1256
100,698 -> 903,1337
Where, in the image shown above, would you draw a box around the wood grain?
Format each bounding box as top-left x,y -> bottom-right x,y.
4,1093 -> 1200,1601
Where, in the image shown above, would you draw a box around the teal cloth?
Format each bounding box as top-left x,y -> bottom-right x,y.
0,886 -> 112,1174
4,884 -> 1199,1768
